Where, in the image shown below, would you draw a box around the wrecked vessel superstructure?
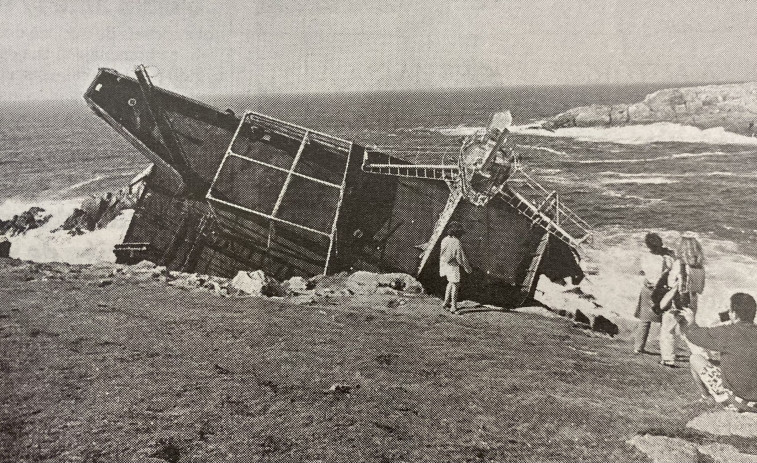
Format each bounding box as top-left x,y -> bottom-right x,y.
84,66 -> 591,307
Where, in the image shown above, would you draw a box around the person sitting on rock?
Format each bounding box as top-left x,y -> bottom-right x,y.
439,221 -> 472,314
674,292 -> 757,412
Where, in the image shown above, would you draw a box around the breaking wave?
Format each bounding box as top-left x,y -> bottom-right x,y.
0,195 -> 133,265
520,145 -> 570,156
422,121 -> 757,146
58,175 -> 106,193
599,171 -> 757,180
567,150 -> 739,164
566,228 -> 757,325
431,125 -> 483,137
514,122 -> 757,146
600,177 -> 675,185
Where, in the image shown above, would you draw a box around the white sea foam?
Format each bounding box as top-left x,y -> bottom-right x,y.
599,170 -> 757,180
514,122 -> 757,146
0,197 -> 132,265
58,176 -> 106,193
539,228 -> 757,331
600,177 -> 675,185
530,168 -> 562,175
568,150 -> 739,164
599,189 -> 659,203
432,125 -> 483,137
520,145 -> 570,156
428,121 -> 757,146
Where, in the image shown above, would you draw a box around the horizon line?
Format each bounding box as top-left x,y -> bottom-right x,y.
2,78 -> 754,103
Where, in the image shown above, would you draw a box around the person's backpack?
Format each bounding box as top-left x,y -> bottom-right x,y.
651,271 -> 682,315
650,272 -> 669,315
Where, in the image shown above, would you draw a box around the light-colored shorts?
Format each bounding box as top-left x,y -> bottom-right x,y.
439,263 -> 461,283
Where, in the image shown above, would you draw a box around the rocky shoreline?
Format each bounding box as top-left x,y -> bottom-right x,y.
544,81 -> 757,134
0,190 -> 138,240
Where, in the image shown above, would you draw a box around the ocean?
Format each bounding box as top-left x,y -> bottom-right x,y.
1,83 -> 756,322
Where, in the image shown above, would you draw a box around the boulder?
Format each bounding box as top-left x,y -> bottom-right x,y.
687,410 -> 757,438
346,271 -> 424,295
282,276 -> 311,294
229,270 -> 285,297
626,434 -> 699,463
698,443 -> 757,463
131,260 -> 157,271
0,236 -> 10,258
377,273 -> 424,294
536,279 -> 620,336
346,271 -> 381,294
0,207 -> 52,236
56,189 -> 139,234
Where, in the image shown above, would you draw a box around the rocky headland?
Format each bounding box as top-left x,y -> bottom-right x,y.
545,81 -> 757,133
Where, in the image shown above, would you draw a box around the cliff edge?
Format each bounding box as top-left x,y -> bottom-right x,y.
545,82 -> 757,134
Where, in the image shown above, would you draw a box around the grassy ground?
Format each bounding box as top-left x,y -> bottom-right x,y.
1,258 -> 753,462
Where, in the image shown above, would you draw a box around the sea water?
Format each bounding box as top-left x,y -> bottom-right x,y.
1,83 -> 756,322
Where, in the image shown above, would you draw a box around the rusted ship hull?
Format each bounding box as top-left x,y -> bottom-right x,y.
84,67 -> 584,307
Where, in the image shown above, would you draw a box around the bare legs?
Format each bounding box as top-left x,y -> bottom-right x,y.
443,282 -> 460,313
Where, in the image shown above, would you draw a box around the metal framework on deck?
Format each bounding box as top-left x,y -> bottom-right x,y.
206,111 -> 353,275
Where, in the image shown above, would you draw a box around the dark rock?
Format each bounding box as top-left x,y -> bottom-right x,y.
0,236 -> 10,258
56,189 -> 138,235
0,207 -> 52,236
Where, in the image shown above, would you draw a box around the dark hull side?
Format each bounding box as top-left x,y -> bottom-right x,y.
85,68 -> 583,307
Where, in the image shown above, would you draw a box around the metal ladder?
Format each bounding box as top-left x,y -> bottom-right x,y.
520,231 -> 551,303
361,149 -> 459,181
498,187 -> 585,249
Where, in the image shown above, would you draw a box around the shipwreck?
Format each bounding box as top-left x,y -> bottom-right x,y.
83,65 -> 591,307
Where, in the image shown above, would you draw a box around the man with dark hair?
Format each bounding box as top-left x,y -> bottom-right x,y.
675,292 -> 757,412
633,232 -> 675,355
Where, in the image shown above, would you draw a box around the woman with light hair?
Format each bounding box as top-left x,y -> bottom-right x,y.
659,231 -> 706,367
672,232 -> 706,311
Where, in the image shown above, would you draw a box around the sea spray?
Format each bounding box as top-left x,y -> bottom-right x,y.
0,197 -> 133,264
517,123 -> 757,146
537,228 -> 757,333
425,122 -> 757,146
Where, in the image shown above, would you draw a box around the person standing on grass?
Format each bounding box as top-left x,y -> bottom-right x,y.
674,292 -> 757,413
633,232 -> 675,355
659,232 -> 707,366
440,221 -> 472,314
670,232 -> 706,312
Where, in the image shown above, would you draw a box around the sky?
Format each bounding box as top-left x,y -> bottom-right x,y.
1,0 -> 755,100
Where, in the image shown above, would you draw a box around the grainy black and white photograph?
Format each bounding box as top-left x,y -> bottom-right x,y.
2,1 -> 757,461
